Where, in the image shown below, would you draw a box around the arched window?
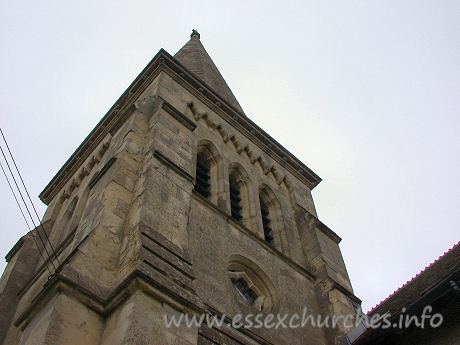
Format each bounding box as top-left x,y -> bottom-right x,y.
54,196 -> 78,245
260,199 -> 274,245
67,187 -> 91,249
194,142 -> 224,208
259,186 -> 284,247
228,165 -> 254,229
195,150 -> 211,198
227,255 -> 276,312
229,174 -> 242,221
52,186 -> 91,253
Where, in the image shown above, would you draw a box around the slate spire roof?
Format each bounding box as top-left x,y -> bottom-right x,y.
174,30 -> 245,115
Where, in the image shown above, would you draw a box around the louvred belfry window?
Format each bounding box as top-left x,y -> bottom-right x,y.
260,201 -> 274,245
194,152 -> 211,198
230,180 -> 242,221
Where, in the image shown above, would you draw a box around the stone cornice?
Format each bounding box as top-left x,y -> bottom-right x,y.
5,237 -> 24,263
318,276 -> 362,305
17,226 -> 79,299
305,211 -> 342,244
160,97 -> 197,131
152,150 -> 194,183
333,279 -> 362,305
40,48 -> 321,205
14,273 -> 275,345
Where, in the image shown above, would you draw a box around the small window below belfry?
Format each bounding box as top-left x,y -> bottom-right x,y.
227,257 -> 275,312
228,270 -> 265,311
232,278 -> 256,304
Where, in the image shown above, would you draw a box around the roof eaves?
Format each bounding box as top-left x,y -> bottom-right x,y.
368,241 -> 460,315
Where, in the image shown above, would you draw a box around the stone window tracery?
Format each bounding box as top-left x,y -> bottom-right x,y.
227,257 -> 275,312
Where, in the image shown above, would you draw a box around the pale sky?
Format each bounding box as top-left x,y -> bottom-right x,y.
0,1 -> 458,312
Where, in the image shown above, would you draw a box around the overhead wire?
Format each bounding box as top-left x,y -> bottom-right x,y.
0,128 -> 60,267
0,159 -> 53,276
0,144 -> 56,271
0,128 -> 60,272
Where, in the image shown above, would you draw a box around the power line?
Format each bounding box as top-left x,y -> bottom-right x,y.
0,161 -> 31,229
0,130 -> 59,272
0,144 -> 56,271
0,128 -> 60,267
0,160 -> 53,276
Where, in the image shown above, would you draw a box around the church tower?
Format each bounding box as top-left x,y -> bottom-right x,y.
0,31 -> 360,345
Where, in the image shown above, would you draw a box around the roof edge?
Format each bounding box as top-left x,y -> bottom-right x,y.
368,241 -> 460,315
40,49 -> 322,205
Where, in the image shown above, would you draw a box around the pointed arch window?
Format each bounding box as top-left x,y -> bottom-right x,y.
229,172 -> 242,221
54,196 -> 78,245
260,200 -> 274,245
228,165 -> 255,229
52,186 -> 92,252
194,142 -> 224,208
195,151 -> 211,198
258,187 -> 284,247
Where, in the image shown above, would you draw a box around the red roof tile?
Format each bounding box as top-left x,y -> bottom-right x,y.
368,241 -> 460,317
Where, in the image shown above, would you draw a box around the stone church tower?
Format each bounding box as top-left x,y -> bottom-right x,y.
0,31 -> 360,345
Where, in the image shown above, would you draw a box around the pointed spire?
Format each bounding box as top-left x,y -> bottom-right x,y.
174,30 -> 245,115
190,29 -> 200,39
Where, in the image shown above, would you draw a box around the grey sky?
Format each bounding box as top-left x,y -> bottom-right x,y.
0,1 -> 458,312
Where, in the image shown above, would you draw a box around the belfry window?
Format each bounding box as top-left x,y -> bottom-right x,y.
194,142 -> 224,208
194,151 -> 211,198
259,187 -> 284,248
229,174 -> 242,221
52,196 -> 78,246
260,201 -> 274,245
228,166 -> 255,228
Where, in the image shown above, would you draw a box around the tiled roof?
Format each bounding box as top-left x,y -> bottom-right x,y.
368,241 -> 460,317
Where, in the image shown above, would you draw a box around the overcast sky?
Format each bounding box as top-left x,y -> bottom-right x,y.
0,1 -> 458,312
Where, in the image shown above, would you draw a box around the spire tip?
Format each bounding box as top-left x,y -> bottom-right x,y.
191,29 -> 200,39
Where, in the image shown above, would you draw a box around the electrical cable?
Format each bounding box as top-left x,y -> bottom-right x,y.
0,159 -> 53,276
0,128 -> 61,267
0,144 -> 57,271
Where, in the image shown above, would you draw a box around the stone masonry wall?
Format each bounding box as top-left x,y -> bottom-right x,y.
0,67 -> 358,345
